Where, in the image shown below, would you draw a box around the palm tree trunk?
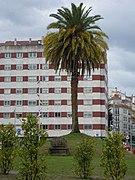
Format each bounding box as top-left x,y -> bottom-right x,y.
71,71 -> 80,133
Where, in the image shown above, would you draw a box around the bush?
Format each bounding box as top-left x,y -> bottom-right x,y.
101,132 -> 127,180
0,124 -> 17,174
73,137 -> 95,178
17,113 -> 48,180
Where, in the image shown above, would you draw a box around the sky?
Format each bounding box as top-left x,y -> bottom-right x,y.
0,0 -> 135,96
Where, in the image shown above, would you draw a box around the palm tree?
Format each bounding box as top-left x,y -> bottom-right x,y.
43,3 -> 108,133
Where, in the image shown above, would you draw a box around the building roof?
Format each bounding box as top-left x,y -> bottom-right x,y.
0,39 -> 42,46
110,93 -> 121,100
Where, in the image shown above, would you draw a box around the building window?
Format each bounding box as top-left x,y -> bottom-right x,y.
28,64 -> 37,70
55,112 -> 61,117
84,112 -> 92,118
5,53 -> 11,58
84,100 -> 92,105
42,76 -> 49,81
123,116 -> 127,122
83,75 -> 92,80
42,100 -> 48,106
16,113 -> 22,118
4,101 -> 10,106
42,125 -> 48,130
67,75 -> 71,81
16,53 -> 23,58
123,109 -> 127,114
28,100 -> 36,106
84,87 -> 92,93
32,112 -> 37,117
123,124 -> 127,129
42,64 -> 49,70
84,124 -> 92,129
28,52 -> 37,58
5,65 -> 11,70
4,77 -> 11,82
114,108 -> 119,115
16,76 -> 23,82
16,88 -> 22,94
28,88 -> 37,94
4,88 -> 10,94
55,124 -> 61,130
4,113 -> 10,118
55,76 -> 61,81
115,116 -> 119,122
67,100 -> 71,106
67,88 -> 71,94
67,124 -> 72,129
55,100 -> 61,106
42,112 -> 48,117
28,76 -> 37,82
55,88 -> 61,94
16,100 -> 22,106
42,88 -> 48,94
16,64 -> 23,70
67,112 -> 72,118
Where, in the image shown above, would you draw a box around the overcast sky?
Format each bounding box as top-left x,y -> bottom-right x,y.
0,0 -> 134,96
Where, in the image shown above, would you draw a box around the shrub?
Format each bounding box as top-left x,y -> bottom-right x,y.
101,132 -> 127,180
73,137 -> 95,178
17,113 -> 48,180
0,124 -> 17,174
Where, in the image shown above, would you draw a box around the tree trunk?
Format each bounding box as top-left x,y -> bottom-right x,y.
71,72 -> 80,133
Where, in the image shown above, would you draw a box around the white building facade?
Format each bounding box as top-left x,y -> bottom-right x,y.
109,89 -> 133,140
0,39 -> 108,137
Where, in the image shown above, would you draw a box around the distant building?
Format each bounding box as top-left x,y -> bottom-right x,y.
0,39 -> 108,137
109,88 -> 135,146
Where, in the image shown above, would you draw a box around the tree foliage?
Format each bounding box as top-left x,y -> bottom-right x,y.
43,3 -> 108,133
0,123 -> 17,174
108,104 -> 113,131
73,138 -> 96,178
18,113 -> 48,180
101,132 -> 127,180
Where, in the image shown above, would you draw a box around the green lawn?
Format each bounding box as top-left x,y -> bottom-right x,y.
0,133 -> 135,180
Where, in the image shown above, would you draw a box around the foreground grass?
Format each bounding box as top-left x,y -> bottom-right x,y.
125,153 -> 135,179
0,133 -> 135,180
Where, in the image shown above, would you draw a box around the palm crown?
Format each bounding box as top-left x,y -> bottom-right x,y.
44,3 -> 108,76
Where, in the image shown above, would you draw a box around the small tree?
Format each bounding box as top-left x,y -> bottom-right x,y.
108,104 -> 113,130
73,138 -> 96,179
0,123 -> 17,174
18,113 -> 48,180
101,132 -> 127,180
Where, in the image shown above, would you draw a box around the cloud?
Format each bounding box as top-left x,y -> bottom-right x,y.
108,47 -> 135,95
0,0 -> 66,40
0,0 -> 135,95
108,47 -> 135,72
109,69 -> 135,95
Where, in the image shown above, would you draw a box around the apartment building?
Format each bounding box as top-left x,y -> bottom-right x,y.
109,88 -> 135,146
0,39 -> 108,137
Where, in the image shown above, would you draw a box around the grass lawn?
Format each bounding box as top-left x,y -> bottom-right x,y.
0,133 -> 135,180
